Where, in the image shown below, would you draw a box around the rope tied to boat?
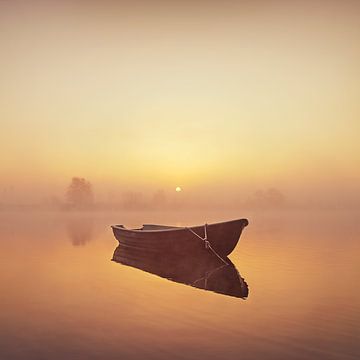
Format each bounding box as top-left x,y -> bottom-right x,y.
185,223 -> 228,265
192,264 -> 228,289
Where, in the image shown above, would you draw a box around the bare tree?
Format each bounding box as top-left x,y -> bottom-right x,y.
66,177 -> 94,209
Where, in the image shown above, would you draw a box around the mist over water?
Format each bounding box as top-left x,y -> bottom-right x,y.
0,208 -> 359,360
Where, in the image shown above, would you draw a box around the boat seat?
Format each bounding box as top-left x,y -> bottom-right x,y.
141,224 -> 180,231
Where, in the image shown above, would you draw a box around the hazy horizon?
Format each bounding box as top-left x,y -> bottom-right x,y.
1,0 -> 359,210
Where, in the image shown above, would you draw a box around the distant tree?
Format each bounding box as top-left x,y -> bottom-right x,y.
122,191 -> 144,210
66,177 -> 94,209
266,188 -> 286,207
152,189 -> 167,208
246,188 -> 286,209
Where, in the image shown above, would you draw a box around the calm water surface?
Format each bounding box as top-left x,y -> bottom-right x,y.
0,210 -> 359,359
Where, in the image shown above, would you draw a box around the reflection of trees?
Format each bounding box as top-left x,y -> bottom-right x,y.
66,177 -> 94,209
67,217 -> 94,246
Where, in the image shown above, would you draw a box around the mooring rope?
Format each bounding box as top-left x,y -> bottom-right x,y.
192,264 -> 228,288
185,223 -> 229,265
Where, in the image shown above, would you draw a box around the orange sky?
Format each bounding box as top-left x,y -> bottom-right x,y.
0,1 -> 359,207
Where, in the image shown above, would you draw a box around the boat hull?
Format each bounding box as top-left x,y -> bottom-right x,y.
111,219 -> 248,257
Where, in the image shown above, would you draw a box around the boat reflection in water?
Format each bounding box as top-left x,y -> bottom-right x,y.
112,245 -> 249,299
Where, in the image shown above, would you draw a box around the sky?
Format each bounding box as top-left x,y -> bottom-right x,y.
0,0 -> 359,208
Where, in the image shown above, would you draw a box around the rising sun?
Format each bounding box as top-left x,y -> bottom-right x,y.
175,186 -> 182,192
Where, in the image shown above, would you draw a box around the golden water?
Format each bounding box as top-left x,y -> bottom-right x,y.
0,210 -> 359,359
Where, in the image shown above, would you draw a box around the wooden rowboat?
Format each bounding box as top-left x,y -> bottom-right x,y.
111,218 -> 248,257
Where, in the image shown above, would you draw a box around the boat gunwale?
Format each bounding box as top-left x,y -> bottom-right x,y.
111,218 -> 248,233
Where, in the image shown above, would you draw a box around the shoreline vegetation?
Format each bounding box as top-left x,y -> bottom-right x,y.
0,200 -> 358,213
1,178 -> 358,213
